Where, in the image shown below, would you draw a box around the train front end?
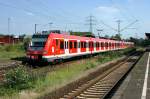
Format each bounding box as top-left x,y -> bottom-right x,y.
26,33 -> 49,62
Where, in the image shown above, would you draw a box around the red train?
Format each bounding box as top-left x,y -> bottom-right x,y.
26,31 -> 134,62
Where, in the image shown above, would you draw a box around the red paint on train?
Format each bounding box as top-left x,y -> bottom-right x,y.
26,32 -> 134,62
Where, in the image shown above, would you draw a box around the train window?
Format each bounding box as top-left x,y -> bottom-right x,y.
69,41 -> 72,49
99,42 -> 101,47
101,42 -> 104,47
89,42 -> 91,48
56,39 -> 58,46
60,40 -> 64,49
32,42 -> 46,47
115,43 -> 117,47
105,42 -> 108,47
78,42 -> 80,48
66,41 -> 68,49
92,42 -> 94,48
117,43 -> 120,47
82,42 -> 84,48
74,42 -> 77,48
91,42 -> 93,48
65,41 -> 67,49
109,43 -> 111,47
84,42 -> 86,48
67,41 -> 68,49
112,43 -> 114,47
86,42 -> 88,48
81,42 -> 83,48
96,42 -> 97,47
96,42 -> 99,48
32,34 -> 48,39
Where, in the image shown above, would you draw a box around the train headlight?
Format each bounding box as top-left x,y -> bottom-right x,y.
43,50 -> 48,54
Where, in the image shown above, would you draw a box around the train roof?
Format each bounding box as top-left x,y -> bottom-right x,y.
49,33 -> 124,43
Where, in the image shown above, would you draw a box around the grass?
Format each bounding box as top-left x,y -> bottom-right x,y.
0,43 -> 25,60
0,48 -> 135,98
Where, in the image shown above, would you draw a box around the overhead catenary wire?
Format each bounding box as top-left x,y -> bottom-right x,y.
109,0 -> 138,21
0,2 -> 51,19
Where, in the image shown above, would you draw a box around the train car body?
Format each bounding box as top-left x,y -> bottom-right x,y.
26,32 -> 134,62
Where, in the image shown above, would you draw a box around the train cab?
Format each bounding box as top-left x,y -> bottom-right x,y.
26,32 -> 49,61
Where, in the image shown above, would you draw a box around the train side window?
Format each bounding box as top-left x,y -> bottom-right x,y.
91,42 -> 93,48
67,41 -> 68,49
117,43 -> 119,47
56,39 -> 58,46
96,42 -> 97,47
65,41 -> 68,49
81,42 -> 83,48
82,42 -> 85,48
74,42 -> 77,48
84,42 -> 86,48
109,43 -> 111,47
105,42 -> 108,47
101,42 -> 104,47
69,41 -> 72,49
89,42 -> 91,48
86,42 -> 88,48
96,42 -> 99,48
60,40 -> 64,49
99,42 -> 101,47
65,41 -> 66,49
78,42 -> 80,48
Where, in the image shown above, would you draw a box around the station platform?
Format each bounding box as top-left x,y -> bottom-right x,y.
110,51 -> 150,99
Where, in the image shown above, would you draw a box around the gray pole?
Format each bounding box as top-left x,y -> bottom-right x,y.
89,15 -> 92,33
8,18 -> 10,43
117,20 -> 121,36
35,24 -> 37,34
49,22 -> 53,31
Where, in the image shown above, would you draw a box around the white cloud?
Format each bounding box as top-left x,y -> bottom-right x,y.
95,6 -> 119,14
26,12 -> 34,16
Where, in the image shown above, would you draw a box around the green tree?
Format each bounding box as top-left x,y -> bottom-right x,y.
23,37 -> 31,51
111,34 -> 121,40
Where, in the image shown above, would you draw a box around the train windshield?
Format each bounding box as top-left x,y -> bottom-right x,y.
30,34 -> 49,50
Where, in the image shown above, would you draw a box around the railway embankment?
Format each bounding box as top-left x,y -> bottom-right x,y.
0,48 -> 137,99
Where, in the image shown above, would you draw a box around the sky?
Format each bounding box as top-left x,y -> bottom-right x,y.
0,0 -> 149,39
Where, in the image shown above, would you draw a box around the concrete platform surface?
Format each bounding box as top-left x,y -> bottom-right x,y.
109,52 -> 150,99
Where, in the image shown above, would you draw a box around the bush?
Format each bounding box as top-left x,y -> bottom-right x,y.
2,44 -> 24,52
5,66 -> 31,90
23,37 -> 31,51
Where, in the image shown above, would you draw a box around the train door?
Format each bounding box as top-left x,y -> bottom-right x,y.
69,40 -> 73,53
89,41 -> 93,54
59,39 -> 65,54
51,39 -> 58,55
73,40 -> 77,53
96,42 -> 99,51
55,39 -> 60,54
77,40 -> 80,53
65,40 -> 69,55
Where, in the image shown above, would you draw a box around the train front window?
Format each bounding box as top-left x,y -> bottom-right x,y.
30,34 -> 48,50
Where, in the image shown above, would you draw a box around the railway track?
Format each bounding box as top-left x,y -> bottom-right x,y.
0,61 -> 21,82
59,52 -> 141,99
